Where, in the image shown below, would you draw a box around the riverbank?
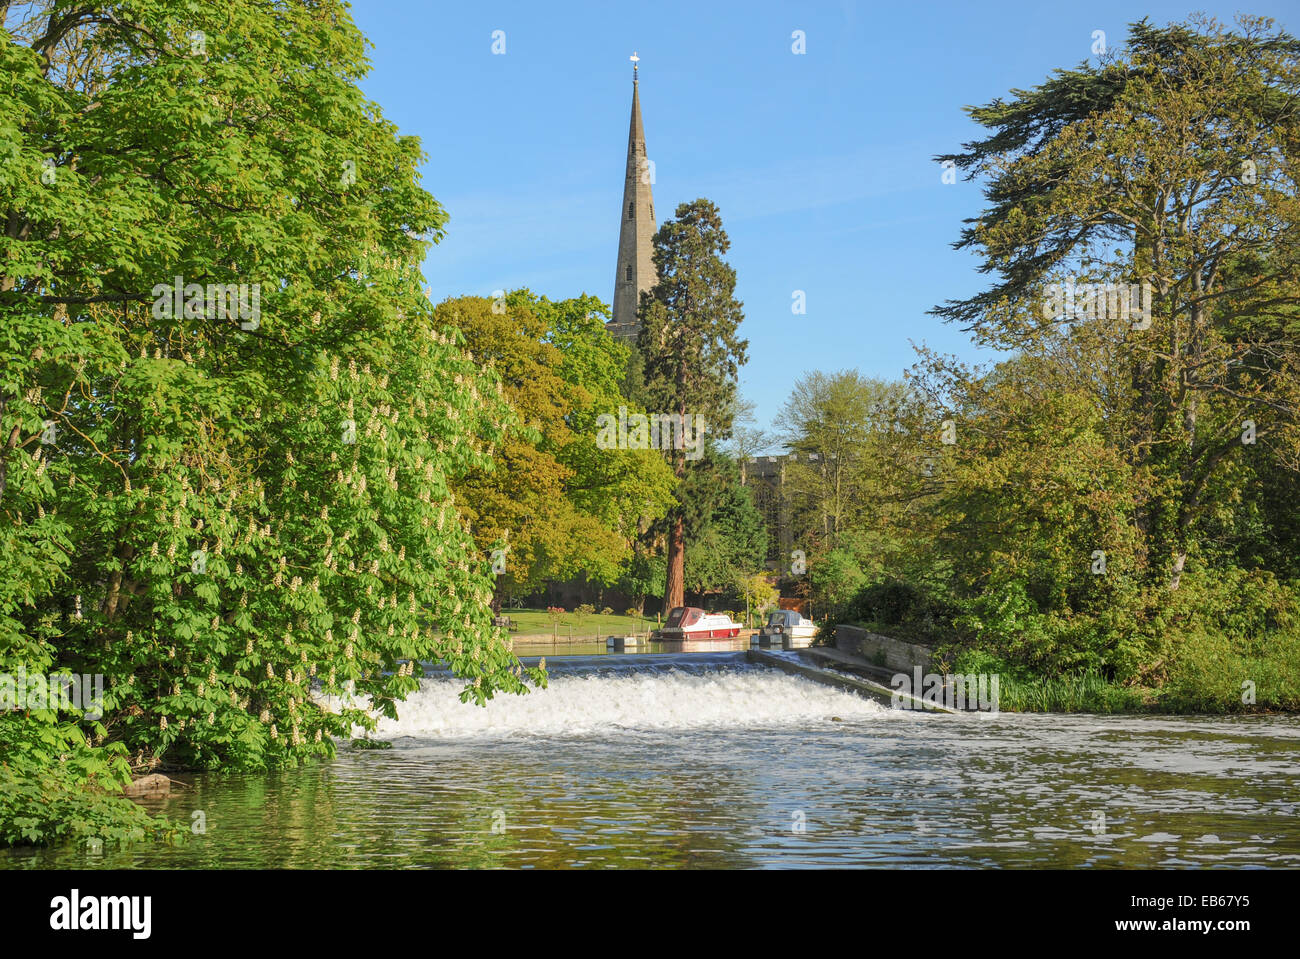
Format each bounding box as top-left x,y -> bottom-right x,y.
826,624 -> 1300,715
497,608 -> 768,643
507,629 -> 762,645
498,608 -> 658,637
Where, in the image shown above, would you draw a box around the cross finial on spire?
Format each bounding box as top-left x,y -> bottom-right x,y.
630,50 -> 639,82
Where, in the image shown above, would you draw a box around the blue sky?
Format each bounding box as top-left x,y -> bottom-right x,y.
351,1 -> 1295,443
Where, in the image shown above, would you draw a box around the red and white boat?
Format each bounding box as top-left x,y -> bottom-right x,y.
656,606 -> 743,641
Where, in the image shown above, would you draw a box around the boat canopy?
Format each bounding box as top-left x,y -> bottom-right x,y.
767,609 -> 808,627
665,607 -> 705,628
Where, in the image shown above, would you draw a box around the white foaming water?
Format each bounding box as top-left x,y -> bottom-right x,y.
360,666 -> 885,740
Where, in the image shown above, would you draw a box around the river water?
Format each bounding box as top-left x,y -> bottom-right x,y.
4,651 -> 1298,868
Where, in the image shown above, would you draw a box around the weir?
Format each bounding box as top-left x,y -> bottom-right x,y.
746,648 -> 955,713
362,652 -> 896,740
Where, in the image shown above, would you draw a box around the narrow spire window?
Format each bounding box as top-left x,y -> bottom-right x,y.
625,264 -> 633,282
628,201 -> 634,219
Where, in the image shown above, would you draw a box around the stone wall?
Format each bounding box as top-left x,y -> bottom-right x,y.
834,625 -> 934,674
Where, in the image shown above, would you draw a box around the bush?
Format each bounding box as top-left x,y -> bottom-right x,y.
0,762 -> 177,848
809,546 -> 870,613
0,716 -> 180,847
849,578 -> 959,642
1158,627 -> 1300,712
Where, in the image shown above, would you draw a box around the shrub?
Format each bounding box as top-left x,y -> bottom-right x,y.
0,715 -> 180,847
849,578 -> 960,642
1159,627 -> 1300,712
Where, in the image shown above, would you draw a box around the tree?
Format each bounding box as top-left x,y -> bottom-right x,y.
435,291 -> 674,606
616,547 -> 664,616
772,369 -> 937,618
775,371 -> 916,547
538,292 -> 677,559
0,0 -> 541,845
909,343 -> 1152,674
679,445 -> 767,598
934,15 -> 1300,590
638,198 -> 748,609
738,572 -> 778,627
724,395 -> 774,471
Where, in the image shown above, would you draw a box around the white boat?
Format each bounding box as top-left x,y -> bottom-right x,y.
656,606 -> 743,641
753,609 -> 817,648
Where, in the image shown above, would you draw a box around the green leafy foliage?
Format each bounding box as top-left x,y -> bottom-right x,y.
0,0 -> 543,846
788,17 -> 1300,711
434,290 -> 675,600
679,445 -> 767,596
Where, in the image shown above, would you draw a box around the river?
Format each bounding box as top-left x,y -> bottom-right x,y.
3,651 -> 1298,868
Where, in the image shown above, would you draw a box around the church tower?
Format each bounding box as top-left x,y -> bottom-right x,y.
607,53 -> 657,342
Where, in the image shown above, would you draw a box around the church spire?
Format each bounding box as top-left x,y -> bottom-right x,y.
608,53 -> 656,343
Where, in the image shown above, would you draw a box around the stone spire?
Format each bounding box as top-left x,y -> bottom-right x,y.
607,53 -> 656,342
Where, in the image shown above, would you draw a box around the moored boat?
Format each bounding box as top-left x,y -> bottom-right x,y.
753,608 -> 817,648
656,606 -> 743,641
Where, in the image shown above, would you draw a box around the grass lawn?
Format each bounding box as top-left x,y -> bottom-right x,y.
502,608 -> 661,637
500,606 -> 764,637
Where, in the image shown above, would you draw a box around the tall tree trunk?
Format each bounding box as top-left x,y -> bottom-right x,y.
664,513 -> 685,610
662,389 -> 688,610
